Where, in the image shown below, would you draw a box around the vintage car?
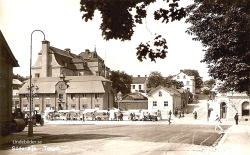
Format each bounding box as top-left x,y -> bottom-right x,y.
24,110 -> 44,126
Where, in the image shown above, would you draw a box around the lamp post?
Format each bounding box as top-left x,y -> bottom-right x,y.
28,30 -> 45,137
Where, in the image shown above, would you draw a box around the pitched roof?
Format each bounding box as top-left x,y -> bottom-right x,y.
18,76 -> 111,94
148,85 -> 181,96
0,30 -> 19,67
132,77 -> 147,84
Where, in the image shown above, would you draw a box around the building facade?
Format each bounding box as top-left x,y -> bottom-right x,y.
131,75 -> 148,93
18,75 -> 114,112
0,30 -> 19,136
147,86 -> 187,113
210,91 -> 250,121
118,93 -> 148,111
172,70 -> 195,93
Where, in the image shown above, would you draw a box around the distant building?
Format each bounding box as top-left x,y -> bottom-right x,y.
147,85 -> 188,113
118,93 -> 148,111
172,70 -> 195,93
131,75 -> 149,93
0,30 -> 19,136
12,79 -> 23,109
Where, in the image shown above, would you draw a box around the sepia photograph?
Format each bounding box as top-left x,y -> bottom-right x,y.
0,0 -> 249,154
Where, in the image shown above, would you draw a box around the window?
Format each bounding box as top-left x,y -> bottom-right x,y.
82,93 -> 87,98
59,94 -> 63,99
159,91 -> 162,97
82,104 -> 87,109
186,81 -> 189,85
46,94 -> 50,99
177,76 -> 180,79
35,73 -> 40,78
164,101 -> 168,107
183,75 -> 186,79
153,101 -> 157,107
94,93 -> 99,99
35,104 -> 40,110
71,94 -> 75,99
133,85 -> 135,89
23,104 -> 28,111
139,85 -> 141,90
46,104 -> 50,110
71,104 -> 76,110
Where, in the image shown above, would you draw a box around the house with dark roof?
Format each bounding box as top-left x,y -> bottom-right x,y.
0,30 -> 19,136
147,85 -> 188,114
131,75 -> 149,93
18,40 -> 114,112
32,41 -> 110,78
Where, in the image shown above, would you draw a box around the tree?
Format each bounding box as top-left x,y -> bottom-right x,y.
185,0 -> 250,93
148,71 -> 164,88
13,73 -> 28,82
204,79 -> 216,88
182,69 -> 203,89
164,75 -> 184,89
80,0 -> 250,93
80,0 -> 186,61
110,70 -> 132,96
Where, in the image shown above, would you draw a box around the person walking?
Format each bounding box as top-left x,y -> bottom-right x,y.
234,113 -> 239,125
215,115 -> 224,133
168,110 -> 172,120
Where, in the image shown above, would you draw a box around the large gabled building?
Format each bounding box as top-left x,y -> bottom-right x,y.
32,41 -> 110,78
18,40 -> 113,112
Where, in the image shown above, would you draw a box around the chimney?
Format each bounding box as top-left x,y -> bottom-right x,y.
138,75 -> 140,77
65,48 -> 71,54
85,49 -> 90,53
41,40 -> 50,77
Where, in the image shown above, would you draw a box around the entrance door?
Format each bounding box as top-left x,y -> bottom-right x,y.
242,102 -> 249,116
220,102 -> 227,119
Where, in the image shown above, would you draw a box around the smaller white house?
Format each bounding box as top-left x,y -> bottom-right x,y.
172,70 -> 195,93
147,86 -> 183,115
131,75 -> 148,93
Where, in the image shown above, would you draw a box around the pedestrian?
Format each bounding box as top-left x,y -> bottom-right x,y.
181,110 -> 184,117
193,111 -> 197,119
186,109 -> 189,114
168,110 -> 172,120
178,110 -> 181,119
215,115 -> 224,133
168,116 -> 172,125
234,113 -> 239,125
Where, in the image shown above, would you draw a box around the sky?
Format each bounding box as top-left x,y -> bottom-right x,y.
0,0 -> 211,81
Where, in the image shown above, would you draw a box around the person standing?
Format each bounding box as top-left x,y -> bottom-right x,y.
193,111 -> 197,119
234,113 -> 239,125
